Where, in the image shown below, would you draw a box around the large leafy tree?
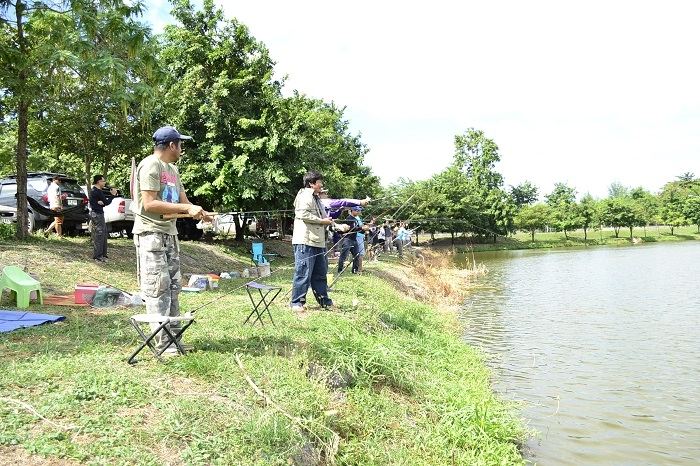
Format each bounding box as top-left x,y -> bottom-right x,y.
452,128 -> 512,242
160,0 -> 281,212
658,181 -> 692,235
579,193 -> 599,241
1,0 -> 72,237
515,203 -> 551,241
600,197 -> 645,239
630,187 -> 658,236
160,0 -> 372,240
32,1 -> 159,191
545,182 -> 579,238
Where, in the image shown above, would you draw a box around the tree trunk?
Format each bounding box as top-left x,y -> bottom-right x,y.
531,229 -> 535,242
670,226 -> 674,235
15,99 -> 29,239
584,227 -> 587,241
14,1 -> 29,239
563,229 -> 568,239
450,231 -> 455,245
629,226 -> 633,240
234,213 -> 251,242
614,226 -> 620,238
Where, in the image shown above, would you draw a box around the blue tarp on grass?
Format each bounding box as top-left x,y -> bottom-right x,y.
0,310 -> 65,333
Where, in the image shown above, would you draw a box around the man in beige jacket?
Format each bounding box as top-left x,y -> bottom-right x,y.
291,170 -> 337,311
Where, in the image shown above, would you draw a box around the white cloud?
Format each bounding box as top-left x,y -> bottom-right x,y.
204,1 -> 700,197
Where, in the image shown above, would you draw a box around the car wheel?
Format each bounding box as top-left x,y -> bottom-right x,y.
27,211 -> 37,234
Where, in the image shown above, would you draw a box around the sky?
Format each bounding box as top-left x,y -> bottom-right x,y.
143,0 -> 700,199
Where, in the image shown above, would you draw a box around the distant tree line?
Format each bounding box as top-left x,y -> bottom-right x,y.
371,130 -> 699,243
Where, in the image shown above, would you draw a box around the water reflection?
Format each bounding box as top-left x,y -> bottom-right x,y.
459,242 -> 700,465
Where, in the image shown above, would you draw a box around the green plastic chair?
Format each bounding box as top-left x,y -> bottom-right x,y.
0,265 -> 43,308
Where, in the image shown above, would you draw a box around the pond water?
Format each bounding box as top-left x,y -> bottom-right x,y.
458,241 -> 700,465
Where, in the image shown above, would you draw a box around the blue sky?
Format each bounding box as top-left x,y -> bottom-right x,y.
143,0 -> 700,199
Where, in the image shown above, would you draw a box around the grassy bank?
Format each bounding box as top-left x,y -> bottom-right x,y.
425,225 -> 700,252
0,236 -> 525,465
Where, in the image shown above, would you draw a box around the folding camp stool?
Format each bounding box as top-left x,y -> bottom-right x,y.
127,313 -> 195,364
244,281 -> 282,326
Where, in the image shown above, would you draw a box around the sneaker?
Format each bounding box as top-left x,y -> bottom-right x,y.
291,304 -> 305,313
94,258 -> 103,263
99,257 -> 108,263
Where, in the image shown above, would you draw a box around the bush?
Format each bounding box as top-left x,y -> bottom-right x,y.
0,223 -> 15,240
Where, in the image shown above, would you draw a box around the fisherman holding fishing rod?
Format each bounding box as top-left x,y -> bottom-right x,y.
291,170 -> 359,313
131,126 -> 212,356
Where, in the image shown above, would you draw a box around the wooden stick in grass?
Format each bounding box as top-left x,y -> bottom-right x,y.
1,397 -> 78,431
234,353 -> 339,463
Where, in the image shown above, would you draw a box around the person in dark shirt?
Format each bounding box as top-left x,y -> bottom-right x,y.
337,206 -> 369,275
89,175 -> 117,262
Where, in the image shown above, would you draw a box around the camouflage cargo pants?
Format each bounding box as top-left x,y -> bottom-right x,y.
134,232 -> 181,351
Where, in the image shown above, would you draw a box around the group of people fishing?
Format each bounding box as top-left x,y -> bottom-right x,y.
290,170 -> 412,313
130,125 -> 414,354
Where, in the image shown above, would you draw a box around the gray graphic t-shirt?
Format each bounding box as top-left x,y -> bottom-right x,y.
132,154 -> 183,235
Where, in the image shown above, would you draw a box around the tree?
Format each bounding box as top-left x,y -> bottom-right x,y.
545,182 -> 579,238
658,181 -> 691,235
601,197 -> 645,239
509,181 -> 538,208
160,1 -> 373,240
453,128 -> 503,192
630,187 -> 658,236
514,203 -> 551,241
579,194 -> 599,241
1,0 -> 67,237
682,194 -> 700,232
431,165 -> 473,243
452,128 -> 512,242
32,1 -> 159,191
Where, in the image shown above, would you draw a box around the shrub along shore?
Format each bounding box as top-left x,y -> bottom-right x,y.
0,236 -> 525,465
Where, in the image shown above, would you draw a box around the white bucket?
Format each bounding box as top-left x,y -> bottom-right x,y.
257,263 -> 271,278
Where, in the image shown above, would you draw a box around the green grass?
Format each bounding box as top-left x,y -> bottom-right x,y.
425,225 -> 700,252
0,235 -> 525,465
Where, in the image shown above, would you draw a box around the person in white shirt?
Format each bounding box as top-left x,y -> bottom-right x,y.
44,177 -> 63,237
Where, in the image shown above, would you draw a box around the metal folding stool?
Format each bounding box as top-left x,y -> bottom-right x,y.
127,313 -> 195,364
244,281 -> 282,326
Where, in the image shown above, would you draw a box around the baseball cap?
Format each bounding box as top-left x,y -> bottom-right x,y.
351,206 -> 363,211
152,126 -> 193,145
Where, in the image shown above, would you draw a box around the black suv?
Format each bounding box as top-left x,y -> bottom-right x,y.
0,172 -> 89,235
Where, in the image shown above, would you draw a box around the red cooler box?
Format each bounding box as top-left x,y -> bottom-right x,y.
74,284 -> 99,304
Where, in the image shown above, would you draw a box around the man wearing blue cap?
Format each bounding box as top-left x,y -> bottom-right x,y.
132,125 -> 207,356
